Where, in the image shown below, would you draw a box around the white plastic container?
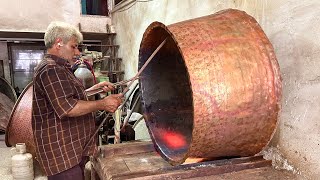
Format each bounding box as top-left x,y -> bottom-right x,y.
110,25 -> 116,33
11,143 -> 34,180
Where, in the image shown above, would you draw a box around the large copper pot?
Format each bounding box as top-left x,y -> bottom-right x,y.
5,83 -> 35,156
138,9 -> 282,165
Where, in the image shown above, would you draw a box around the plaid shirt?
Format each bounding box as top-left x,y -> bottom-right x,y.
32,54 -> 96,176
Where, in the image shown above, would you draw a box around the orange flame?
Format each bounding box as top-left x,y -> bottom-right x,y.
160,130 -> 186,149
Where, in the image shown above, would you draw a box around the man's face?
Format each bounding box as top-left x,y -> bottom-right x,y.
58,37 -> 80,65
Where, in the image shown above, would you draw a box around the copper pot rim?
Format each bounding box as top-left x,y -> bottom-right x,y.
138,21 -> 195,165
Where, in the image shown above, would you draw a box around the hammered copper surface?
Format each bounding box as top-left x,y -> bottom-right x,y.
5,83 -> 35,156
138,9 -> 282,165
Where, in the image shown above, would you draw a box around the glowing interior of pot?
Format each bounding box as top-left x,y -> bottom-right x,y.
138,23 -> 193,164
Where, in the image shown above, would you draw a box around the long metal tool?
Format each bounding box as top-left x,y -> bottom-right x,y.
85,38 -> 167,149
121,38 -> 167,95
86,38 -> 167,97
85,76 -> 139,97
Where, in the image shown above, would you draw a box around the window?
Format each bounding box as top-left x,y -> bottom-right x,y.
81,0 -> 109,16
115,0 -> 124,5
10,45 -> 45,92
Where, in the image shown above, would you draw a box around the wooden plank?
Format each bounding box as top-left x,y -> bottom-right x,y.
93,157 -> 130,180
93,151 -> 171,180
115,159 -> 271,180
94,141 -> 271,180
124,153 -> 171,171
99,141 -> 155,158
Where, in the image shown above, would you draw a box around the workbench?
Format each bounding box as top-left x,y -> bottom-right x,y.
92,141 -> 274,180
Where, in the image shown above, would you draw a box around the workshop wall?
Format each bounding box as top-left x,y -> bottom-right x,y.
111,0 -> 320,179
0,0 -> 110,33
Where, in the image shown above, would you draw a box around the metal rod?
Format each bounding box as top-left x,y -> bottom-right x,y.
120,93 -> 141,131
81,44 -> 119,47
122,38 -> 167,95
84,82 -> 138,150
120,83 -> 139,107
84,84 -> 138,150
85,38 -> 167,97
84,83 -> 138,149
85,76 -> 139,97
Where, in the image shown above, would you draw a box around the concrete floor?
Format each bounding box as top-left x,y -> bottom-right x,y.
0,134 -> 47,180
188,167 -> 303,180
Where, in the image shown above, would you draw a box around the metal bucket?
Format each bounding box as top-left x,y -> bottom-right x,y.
5,83 -> 35,156
138,9 -> 281,165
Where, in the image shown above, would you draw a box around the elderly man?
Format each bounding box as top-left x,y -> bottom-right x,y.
32,21 -> 123,179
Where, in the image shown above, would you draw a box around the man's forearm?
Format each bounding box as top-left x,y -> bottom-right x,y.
66,100 -> 103,117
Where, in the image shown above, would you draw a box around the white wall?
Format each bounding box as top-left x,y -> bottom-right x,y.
0,0 -> 110,33
112,0 -> 320,178
268,0 -> 320,178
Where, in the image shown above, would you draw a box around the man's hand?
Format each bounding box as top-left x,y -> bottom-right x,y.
86,81 -> 115,93
101,93 -> 123,112
66,93 -> 124,117
95,81 -> 115,92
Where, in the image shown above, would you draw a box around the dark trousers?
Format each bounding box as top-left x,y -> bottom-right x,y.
48,156 -> 89,180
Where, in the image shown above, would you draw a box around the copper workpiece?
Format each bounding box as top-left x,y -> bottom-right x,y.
6,83 -> 35,156
138,9 -> 281,165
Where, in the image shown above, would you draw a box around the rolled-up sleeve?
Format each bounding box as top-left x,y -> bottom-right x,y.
39,66 -> 78,119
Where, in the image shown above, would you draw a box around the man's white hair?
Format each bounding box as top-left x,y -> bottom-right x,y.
44,21 -> 83,48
